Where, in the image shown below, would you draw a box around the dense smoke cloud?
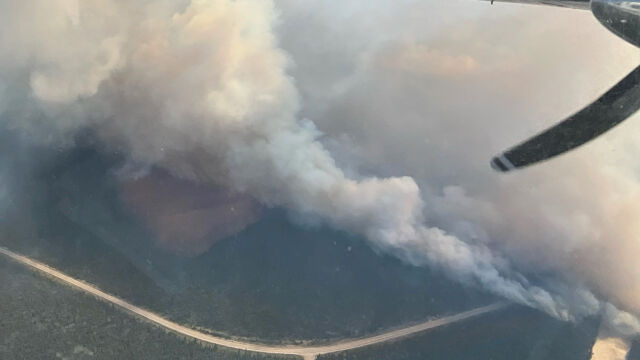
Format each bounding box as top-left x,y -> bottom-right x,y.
1,0 -> 640,339
276,0 -> 640,336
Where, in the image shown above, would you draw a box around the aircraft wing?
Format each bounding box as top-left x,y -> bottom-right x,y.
485,0 -> 591,10
491,65 -> 640,172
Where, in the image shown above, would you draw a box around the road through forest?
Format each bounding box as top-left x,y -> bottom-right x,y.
0,246 -> 506,359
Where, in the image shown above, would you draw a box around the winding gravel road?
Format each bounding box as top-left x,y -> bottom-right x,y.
0,246 -> 506,359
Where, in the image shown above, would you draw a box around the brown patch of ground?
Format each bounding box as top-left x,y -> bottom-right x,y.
119,170 -> 263,257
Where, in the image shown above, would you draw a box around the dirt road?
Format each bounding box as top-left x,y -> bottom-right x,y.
0,246 -> 506,359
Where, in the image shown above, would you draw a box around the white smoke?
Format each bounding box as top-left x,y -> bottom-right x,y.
275,0 -> 640,336
1,0 -> 640,338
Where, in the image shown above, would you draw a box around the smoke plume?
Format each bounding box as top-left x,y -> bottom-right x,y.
2,0 -> 640,339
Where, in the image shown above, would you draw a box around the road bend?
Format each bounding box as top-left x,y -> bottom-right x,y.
0,246 -> 506,359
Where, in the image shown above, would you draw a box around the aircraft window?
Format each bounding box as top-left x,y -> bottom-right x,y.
1,1 -> 639,360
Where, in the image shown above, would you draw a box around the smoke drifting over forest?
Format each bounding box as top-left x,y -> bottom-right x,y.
2,0 -> 640,339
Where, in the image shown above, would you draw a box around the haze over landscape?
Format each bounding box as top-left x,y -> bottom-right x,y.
1,0 -> 640,359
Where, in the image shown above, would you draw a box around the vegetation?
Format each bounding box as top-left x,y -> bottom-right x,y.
0,144 -> 496,343
0,257 -> 293,360
318,306 -> 599,360
0,134 -> 601,360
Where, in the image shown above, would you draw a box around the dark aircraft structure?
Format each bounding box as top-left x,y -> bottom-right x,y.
488,0 -> 640,172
